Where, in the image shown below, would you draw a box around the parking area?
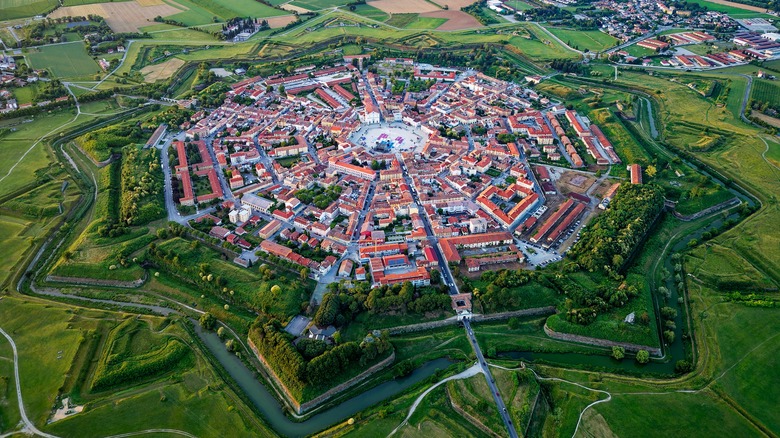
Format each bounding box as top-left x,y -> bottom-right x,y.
517,240 -> 560,268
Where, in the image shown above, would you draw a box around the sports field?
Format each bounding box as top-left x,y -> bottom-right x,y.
0,0 -> 57,20
27,43 -> 101,78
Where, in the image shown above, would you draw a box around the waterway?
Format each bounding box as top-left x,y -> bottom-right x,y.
193,323 -> 453,437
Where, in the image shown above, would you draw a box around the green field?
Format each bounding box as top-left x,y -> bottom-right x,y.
384,13 -> 447,29
385,13 -> 420,28
61,0 -> 108,4
751,78 -> 780,106
682,0 -> 774,18
163,0 -> 287,26
624,43 -> 657,58
26,43 -> 101,79
501,0 -> 534,10
0,111 -> 83,198
544,26 -> 619,52
0,0 -> 57,19
0,297 -> 273,437
289,0 -> 352,10
349,3 -> 389,21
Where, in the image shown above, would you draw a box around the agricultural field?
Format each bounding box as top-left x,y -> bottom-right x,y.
140,57 -> 186,82
543,26 -> 619,52
407,14 -> 448,30
751,78 -> 780,107
290,0 -> 352,10
48,0 -> 185,33
369,0 -> 440,14
386,13 -> 423,28
683,0 -> 775,18
421,10 -> 481,30
349,3 -> 390,21
500,0 -> 533,10
26,43 -> 101,79
0,0 -> 57,20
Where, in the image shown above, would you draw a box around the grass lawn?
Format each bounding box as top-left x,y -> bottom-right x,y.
26,43 -> 101,79
544,26 -> 618,52
11,84 -> 39,106
0,0 -> 57,19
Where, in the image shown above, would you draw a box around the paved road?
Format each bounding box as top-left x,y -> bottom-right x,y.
0,328 -> 60,438
400,167 -> 459,294
463,319 -> 518,438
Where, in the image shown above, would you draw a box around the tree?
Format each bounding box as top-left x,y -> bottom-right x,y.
612,346 -> 625,361
507,317 -> 520,330
646,165 -> 657,178
300,267 -> 309,280
199,312 -> 216,330
636,349 -> 650,364
675,359 -> 692,373
430,269 -> 441,284
217,326 -> 226,338
664,330 -> 675,344
271,284 -> 282,296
